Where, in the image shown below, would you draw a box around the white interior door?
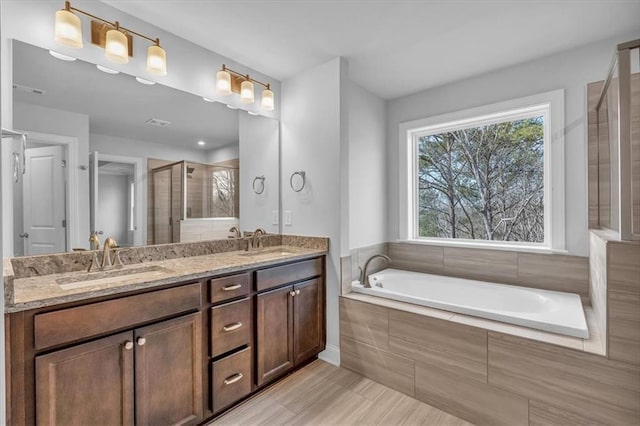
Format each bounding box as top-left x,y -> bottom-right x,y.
22,146 -> 66,255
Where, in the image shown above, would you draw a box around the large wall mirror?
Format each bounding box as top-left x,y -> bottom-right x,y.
7,40 -> 280,257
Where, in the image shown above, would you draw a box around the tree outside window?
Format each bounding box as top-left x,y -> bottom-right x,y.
417,116 -> 544,243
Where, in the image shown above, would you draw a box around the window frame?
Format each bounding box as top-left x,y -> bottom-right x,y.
398,90 -> 565,252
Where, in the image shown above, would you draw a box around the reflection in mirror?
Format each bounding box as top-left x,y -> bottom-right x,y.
8,40 -> 280,257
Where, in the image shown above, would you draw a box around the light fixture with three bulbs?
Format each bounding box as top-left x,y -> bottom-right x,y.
216,64 -> 274,111
54,1 -> 167,76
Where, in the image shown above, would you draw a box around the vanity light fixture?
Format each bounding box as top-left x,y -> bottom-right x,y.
215,64 -> 275,111
54,1 -> 167,75
96,64 -> 119,74
49,50 -> 76,61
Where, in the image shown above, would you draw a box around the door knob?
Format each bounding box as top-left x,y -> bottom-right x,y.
19,233 -> 29,238
137,337 -> 146,346
124,341 -> 134,350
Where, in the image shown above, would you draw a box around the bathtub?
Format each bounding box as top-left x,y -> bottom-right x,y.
352,268 -> 589,338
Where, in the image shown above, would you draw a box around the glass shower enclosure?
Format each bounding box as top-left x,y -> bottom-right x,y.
594,40 -> 640,241
151,160 -> 240,244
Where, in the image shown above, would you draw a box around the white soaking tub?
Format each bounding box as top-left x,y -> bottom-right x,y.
352,268 -> 589,338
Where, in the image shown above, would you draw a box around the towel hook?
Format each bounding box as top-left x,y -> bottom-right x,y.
252,175 -> 265,194
289,171 -> 306,192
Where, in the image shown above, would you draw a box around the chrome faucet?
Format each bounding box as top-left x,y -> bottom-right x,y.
360,254 -> 391,288
229,226 -> 241,239
250,228 -> 266,250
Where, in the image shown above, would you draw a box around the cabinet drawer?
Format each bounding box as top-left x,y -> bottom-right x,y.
34,283 -> 202,350
211,347 -> 252,413
255,257 -> 323,292
209,273 -> 250,304
211,298 -> 251,357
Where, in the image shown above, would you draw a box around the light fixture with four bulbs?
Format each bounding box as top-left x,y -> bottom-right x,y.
54,1 -> 167,76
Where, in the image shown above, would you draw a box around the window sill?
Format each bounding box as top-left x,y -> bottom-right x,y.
396,238 -> 568,255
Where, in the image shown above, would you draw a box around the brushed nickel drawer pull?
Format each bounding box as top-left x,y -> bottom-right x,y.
124,341 -> 133,350
224,373 -> 244,385
295,289 -> 300,295
223,322 -> 243,332
289,291 -> 295,297
222,284 -> 242,291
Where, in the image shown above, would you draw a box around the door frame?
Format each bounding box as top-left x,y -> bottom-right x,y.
93,152 -> 145,246
16,130 -> 79,253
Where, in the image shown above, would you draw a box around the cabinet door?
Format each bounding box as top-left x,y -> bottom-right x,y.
293,278 -> 324,364
35,331 -> 134,426
256,285 -> 294,386
135,312 -> 203,426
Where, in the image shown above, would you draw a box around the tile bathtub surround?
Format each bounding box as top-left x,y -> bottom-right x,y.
339,295 -> 640,426
346,242 -> 590,299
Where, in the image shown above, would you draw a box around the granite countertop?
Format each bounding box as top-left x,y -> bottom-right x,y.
6,245 -> 326,313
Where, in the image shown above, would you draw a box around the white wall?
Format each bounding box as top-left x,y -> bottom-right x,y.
281,57 -> 347,364
386,33 -> 637,256
348,81 -> 387,249
207,144 -> 239,164
239,113 -> 279,233
12,102 -> 90,253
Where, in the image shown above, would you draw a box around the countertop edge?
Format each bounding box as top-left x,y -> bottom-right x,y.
6,249 -> 326,313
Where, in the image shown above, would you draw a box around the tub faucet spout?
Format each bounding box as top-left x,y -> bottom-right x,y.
360,254 -> 391,288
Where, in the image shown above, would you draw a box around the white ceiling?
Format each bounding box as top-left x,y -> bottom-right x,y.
103,0 -> 640,100
13,40 -> 239,150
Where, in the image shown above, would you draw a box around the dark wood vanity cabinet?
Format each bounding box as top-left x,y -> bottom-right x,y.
6,255 -> 325,425
255,258 -> 325,387
35,312 -> 203,426
35,331 -> 135,426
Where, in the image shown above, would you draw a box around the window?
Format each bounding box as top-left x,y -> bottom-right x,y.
399,90 -> 565,251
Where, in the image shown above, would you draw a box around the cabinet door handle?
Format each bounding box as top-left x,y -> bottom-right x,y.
137,337 -> 146,346
289,291 -> 295,297
124,341 -> 134,350
295,289 -> 300,295
223,373 -> 244,385
223,322 -> 243,332
222,284 -> 242,291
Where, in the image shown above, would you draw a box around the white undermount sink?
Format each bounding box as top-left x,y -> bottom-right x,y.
55,265 -> 174,290
238,248 -> 295,258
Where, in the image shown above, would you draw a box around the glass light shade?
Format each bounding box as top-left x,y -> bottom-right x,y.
105,29 -> 129,64
216,70 -> 232,96
146,44 -> 167,76
240,80 -> 255,104
54,9 -> 83,48
261,88 -> 275,111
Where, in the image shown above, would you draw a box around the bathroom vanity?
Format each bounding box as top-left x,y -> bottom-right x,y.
4,242 -> 326,425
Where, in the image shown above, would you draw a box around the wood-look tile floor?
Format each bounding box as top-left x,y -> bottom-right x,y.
210,360 -> 472,426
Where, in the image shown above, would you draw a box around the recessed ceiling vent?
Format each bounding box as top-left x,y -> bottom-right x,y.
145,118 -> 171,127
13,84 -> 46,95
